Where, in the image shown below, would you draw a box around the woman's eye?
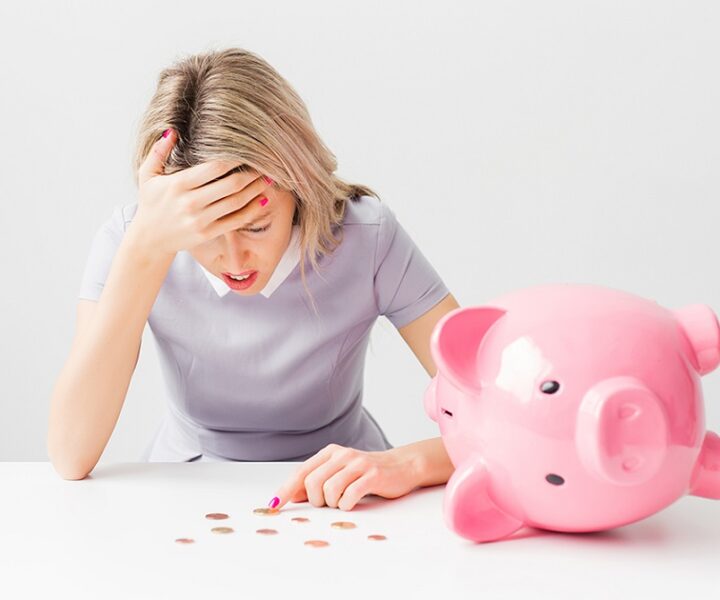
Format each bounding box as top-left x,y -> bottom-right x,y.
240,224 -> 271,234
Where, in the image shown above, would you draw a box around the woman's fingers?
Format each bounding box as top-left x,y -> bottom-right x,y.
192,168 -> 262,209
303,458 -> 364,508
201,176 -> 272,232
270,444 -> 337,509
177,158 -> 245,190
137,128 -> 177,186
319,464 -> 366,508
270,444 -> 383,511
337,473 -> 375,511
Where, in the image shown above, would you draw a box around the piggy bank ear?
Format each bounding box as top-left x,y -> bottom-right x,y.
671,304 -> 720,375
430,306 -> 506,395
444,459 -> 524,543
577,376 -> 669,486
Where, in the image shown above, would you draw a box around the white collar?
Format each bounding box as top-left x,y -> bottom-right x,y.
199,226 -> 301,298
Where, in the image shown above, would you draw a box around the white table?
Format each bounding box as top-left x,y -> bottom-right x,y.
1,462 -> 718,599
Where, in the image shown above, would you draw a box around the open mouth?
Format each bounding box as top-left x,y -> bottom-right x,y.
221,271 -> 258,290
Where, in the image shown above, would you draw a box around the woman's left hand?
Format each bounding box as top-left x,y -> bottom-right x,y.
268,443 -> 421,511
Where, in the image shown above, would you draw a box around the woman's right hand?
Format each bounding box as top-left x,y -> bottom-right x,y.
129,128 -> 274,259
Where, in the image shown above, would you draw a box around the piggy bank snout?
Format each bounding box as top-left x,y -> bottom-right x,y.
576,376 -> 669,486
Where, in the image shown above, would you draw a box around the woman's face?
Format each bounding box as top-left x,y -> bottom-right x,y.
189,184 -> 298,295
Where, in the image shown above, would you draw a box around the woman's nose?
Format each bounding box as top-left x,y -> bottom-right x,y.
222,233 -> 252,269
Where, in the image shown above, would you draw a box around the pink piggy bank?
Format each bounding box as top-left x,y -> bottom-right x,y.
424,284 -> 720,542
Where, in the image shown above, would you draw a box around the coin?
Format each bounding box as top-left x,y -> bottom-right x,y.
205,513 -> 229,520
256,528 -> 278,535
253,507 -> 280,516
367,534 -> 387,541
174,538 -> 195,544
290,517 -> 310,523
330,521 -> 356,530
304,540 -> 330,548
210,527 -> 234,534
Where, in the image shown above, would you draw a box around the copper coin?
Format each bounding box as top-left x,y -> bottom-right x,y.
256,528 -> 279,535
290,517 -> 310,523
175,538 -> 195,544
211,526 -> 234,534
205,513 -> 229,520
330,521 -> 356,530
304,539 -> 330,548
367,534 -> 387,541
253,507 -> 280,516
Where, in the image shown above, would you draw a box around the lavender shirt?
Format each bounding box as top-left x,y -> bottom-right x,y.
78,195 -> 450,462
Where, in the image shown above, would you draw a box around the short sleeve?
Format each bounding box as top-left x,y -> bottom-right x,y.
77,205 -> 127,301
373,202 -> 450,328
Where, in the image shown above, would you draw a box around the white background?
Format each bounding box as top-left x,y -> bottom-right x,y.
0,0 -> 718,461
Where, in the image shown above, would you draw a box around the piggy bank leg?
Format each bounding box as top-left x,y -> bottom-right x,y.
689,431 -> 720,499
444,459 -> 524,543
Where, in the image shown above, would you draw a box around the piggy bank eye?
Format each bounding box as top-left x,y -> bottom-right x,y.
540,380 -> 560,394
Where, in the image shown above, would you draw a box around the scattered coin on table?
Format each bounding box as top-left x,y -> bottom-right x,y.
304,540 -> 330,548
173,508 -> 391,546
205,513 -> 229,520
253,507 -> 280,516
211,526 -> 234,534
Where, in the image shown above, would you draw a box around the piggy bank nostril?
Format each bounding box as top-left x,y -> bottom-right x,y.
546,473 -> 565,486
541,380 -> 561,394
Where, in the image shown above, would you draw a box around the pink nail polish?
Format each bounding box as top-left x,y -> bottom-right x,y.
259,197 -> 269,207
262,175 -> 273,185
162,128 -> 171,139
268,496 -> 280,508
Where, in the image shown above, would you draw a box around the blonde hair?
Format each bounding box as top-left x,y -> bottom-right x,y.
132,47 -> 380,308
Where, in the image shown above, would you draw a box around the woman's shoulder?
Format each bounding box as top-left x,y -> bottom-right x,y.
97,201 -> 138,235
341,194 -> 395,229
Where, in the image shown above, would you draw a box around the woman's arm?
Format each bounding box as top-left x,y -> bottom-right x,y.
396,292 -> 459,377
271,293 -> 461,511
391,292 -> 460,485
48,228 -> 174,480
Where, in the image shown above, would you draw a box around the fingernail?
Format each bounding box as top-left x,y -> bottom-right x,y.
161,128 -> 171,139
259,197 -> 269,207
262,175 -> 273,185
268,496 -> 280,508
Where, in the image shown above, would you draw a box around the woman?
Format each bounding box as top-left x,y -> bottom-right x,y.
48,47 -> 459,512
